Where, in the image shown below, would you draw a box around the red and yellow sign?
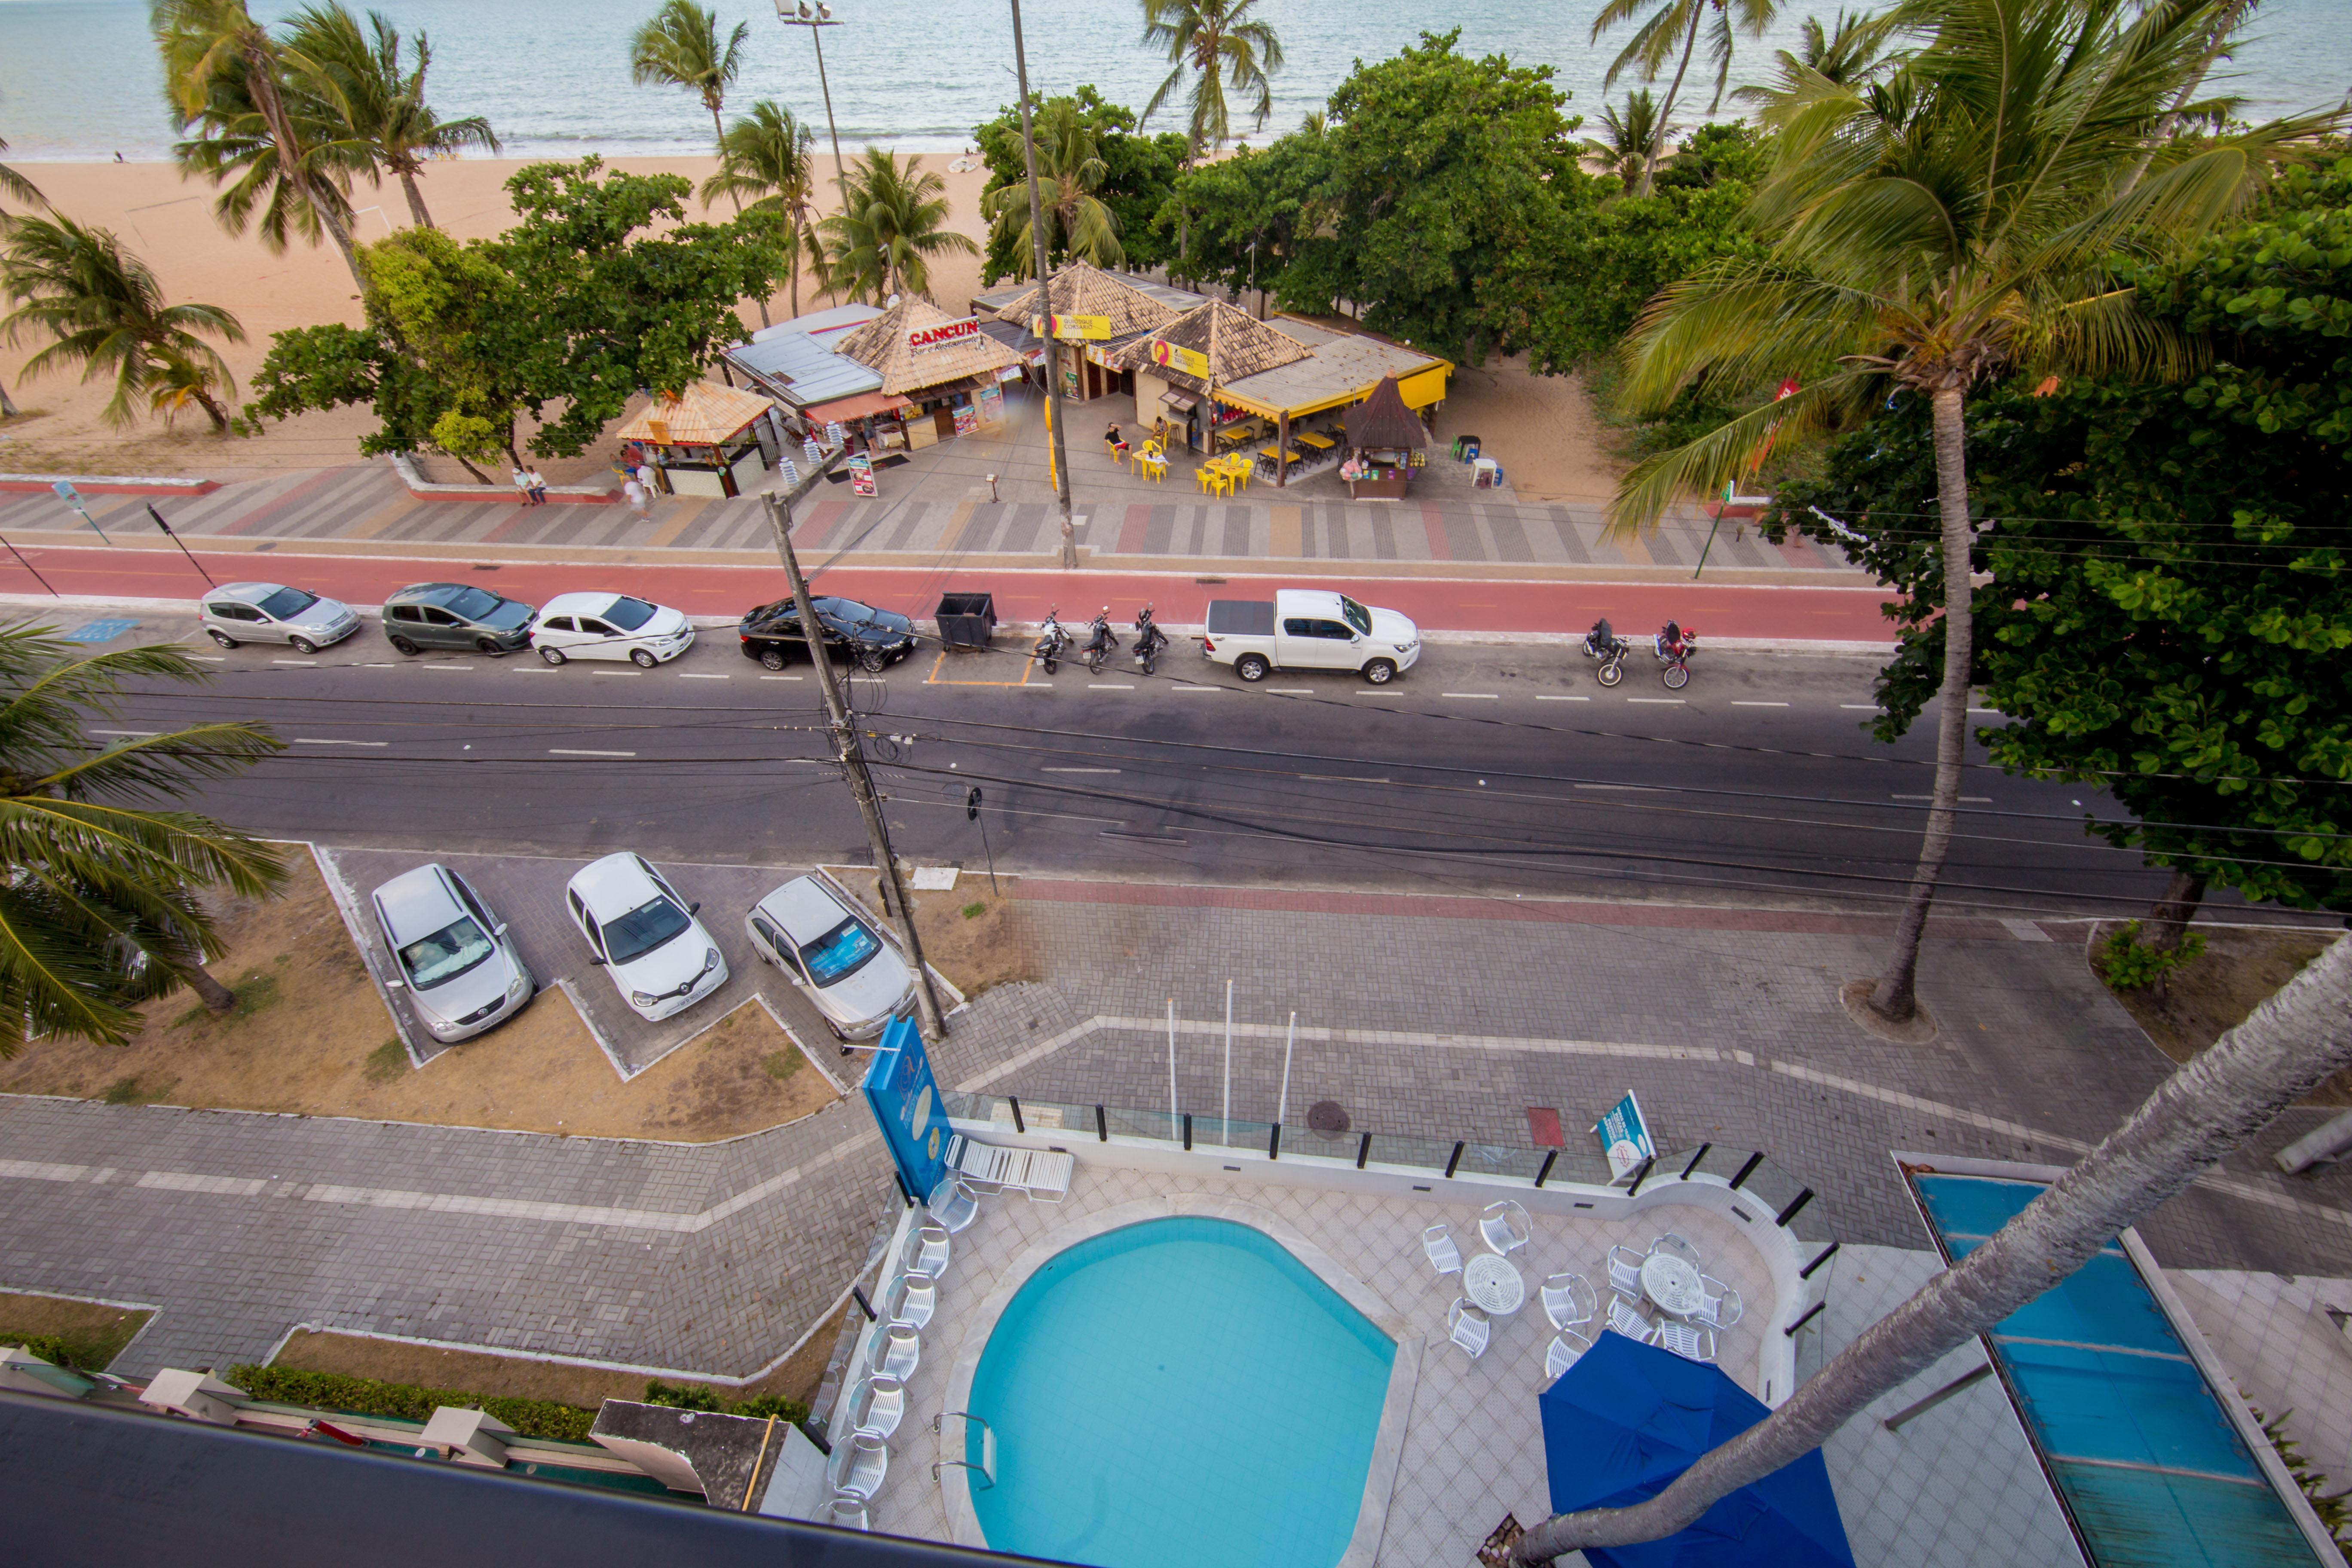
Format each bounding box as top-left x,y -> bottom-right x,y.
908,317 -> 980,352
1149,340 -> 1211,380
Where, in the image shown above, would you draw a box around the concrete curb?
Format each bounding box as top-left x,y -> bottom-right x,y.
0,472 -> 220,497
389,452 -> 616,505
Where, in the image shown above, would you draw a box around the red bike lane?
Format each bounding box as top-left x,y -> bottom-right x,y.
0,544 -> 1900,643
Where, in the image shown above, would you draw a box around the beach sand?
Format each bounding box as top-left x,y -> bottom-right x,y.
1,155 -> 1616,499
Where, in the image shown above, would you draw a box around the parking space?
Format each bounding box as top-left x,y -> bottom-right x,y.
317,845 -> 851,1078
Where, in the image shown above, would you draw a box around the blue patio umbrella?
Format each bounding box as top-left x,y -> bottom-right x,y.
1537,1329 -> 1856,1568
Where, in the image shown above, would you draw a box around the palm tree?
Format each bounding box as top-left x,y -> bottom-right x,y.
813,147 -> 977,303
1734,8 -> 1909,119
1591,0 -> 1779,197
1602,0 -> 2339,1029
703,100 -> 817,324
1515,931 -> 2352,1561
0,214 -> 246,434
281,3 -> 499,230
153,0 -> 369,291
1139,0 -> 1284,156
0,134 -> 42,214
0,622 -> 288,1054
981,98 -> 1124,276
1583,91 -> 1672,190
629,0 -> 749,153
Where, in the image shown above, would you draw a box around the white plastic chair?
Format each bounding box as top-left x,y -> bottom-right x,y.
1479,1200 -> 1534,1256
1540,1271 -> 1599,1332
827,1432 -> 889,1501
1423,1223 -> 1463,1277
1545,1329 -> 1593,1381
866,1321 -> 920,1382
845,1373 -> 905,1440
1651,1232 -> 1701,1267
1655,1320 -> 1717,1363
1606,1245 -> 1646,1298
824,1495 -> 870,1531
1606,1295 -> 1656,1343
882,1268 -> 935,1330
927,1173 -> 981,1234
904,1222 -> 951,1280
1447,1299 -> 1491,1360
1696,1277 -> 1743,1331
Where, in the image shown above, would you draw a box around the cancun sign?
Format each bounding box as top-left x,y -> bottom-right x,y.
908,316 -> 981,352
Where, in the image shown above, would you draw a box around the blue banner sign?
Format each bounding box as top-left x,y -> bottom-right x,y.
1592,1091 -> 1655,1185
861,1016 -> 949,1204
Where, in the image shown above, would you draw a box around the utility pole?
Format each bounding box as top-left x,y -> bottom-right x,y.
1007,0 -> 1078,570
761,480 -> 947,1041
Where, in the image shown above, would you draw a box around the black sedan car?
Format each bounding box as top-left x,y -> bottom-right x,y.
738,596 -> 919,672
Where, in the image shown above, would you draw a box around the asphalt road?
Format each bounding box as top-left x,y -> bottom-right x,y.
88,607 -> 2206,923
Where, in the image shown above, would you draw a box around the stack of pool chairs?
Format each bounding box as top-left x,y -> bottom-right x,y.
824,1200 -> 963,1528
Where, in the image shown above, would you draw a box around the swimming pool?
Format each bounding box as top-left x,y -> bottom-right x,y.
965,1216 -> 1397,1568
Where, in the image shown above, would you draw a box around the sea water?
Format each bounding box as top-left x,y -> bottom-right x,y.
2,0 -> 2346,162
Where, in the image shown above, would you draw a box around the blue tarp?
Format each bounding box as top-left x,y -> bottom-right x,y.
1539,1329 -> 1856,1568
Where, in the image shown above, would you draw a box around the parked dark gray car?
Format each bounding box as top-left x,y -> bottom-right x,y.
383,583 -> 536,656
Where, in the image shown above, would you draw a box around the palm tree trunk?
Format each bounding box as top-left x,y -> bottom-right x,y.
0,382 -> 17,418
2146,866 -> 2208,952
243,37 -> 367,293
1869,382 -> 1974,1024
398,167 -> 435,229
1519,933 -> 2352,1563
788,213 -> 803,320
194,387 -> 232,435
183,964 -> 236,1014
2121,0 -> 2248,194
1637,9 -> 1704,199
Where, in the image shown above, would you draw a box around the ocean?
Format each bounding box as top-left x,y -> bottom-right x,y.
1,0 -> 2345,162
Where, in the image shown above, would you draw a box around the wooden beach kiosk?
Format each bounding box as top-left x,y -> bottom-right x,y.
615,381 -> 781,498
1339,374 -> 1432,499
831,295 -> 1026,452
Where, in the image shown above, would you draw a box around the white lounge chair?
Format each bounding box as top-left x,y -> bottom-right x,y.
1696,1277 -> 1743,1331
1479,1199 -> 1534,1256
1545,1329 -> 1593,1380
1540,1271 -> 1599,1332
1651,1232 -> 1701,1267
866,1322 -> 920,1382
947,1134 -> 1074,1203
1447,1299 -> 1491,1360
882,1268 -> 935,1330
827,1432 -> 889,1501
1655,1320 -> 1717,1363
1606,1245 -> 1646,1298
1606,1295 -> 1656,1343
1424,1223 -> 1463,1277
927,1174 -> 981,1234
845,1373 -> 905,1440
904,1222 -> 951,1280
824,1496 -> 870,1531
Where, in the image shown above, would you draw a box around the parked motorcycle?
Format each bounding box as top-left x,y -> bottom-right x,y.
1033,606 -> 1069,674
1083,606 -> 1121,675
1655,621 -> 1699,689
1582,617 -> 1630,688
1133,603 -> 1169,677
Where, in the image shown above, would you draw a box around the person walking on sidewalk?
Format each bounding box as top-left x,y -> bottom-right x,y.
526,466 -> 548,505
624,477 -> 648,515
511,464 -> 535,505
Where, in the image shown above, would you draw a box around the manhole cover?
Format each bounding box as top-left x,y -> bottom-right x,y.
1307,1099 -> 1350,1137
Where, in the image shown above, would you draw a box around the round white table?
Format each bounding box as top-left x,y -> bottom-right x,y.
1640,1253 -> 1705,1318
1464,1253 -> 1526,1316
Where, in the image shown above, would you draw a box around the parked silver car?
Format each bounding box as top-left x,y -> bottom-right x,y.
745,875 -> 914,1041
371,864 -> 534,1043
201,582 -> 361,654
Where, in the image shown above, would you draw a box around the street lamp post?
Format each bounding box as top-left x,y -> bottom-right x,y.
1008,0 -> 1079,569
774,0 -> 847,198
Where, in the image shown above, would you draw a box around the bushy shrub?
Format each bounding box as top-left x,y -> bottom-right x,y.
227,1364 -> 598,1442
2099,921 -> 2207,994
641,1378 -> 808,1426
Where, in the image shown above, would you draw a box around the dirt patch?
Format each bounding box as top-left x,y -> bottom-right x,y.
0,851 -> 842,1142
271,1297 -> 850,1412
0,1291 -> 153,1371
828,871 -> 1044,998
2093,923 -> 2343,1106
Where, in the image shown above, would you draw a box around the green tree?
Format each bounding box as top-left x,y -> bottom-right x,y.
1584,91 -> 1671,190
971,87 -> 1185,280
0,134 -> 41,214
1589,0 -> 1779,196
1606,0 -> 2338,1027
1139,0 -> 1284,157
812,147 -> 976,304
702,100 -> 818,320
153,0 -> 369,289
1733,6 -> 1909,119
628,0 -> 748,152
0,214 -> 245,434
281,3 -> 499,230
1164,120 -> 1330,305
980,97 -> 1124,278
0,623 -> 288,1050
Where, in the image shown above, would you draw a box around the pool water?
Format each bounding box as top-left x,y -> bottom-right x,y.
967,1216 -> 1396,1568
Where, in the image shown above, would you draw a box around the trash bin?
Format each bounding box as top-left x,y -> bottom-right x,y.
935,592 -> 996,650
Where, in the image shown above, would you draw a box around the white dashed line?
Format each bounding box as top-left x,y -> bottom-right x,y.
293,738 -> 388,747
1626,698 -> 1685,704
1086,683 -> 1135,690
1171,685 -> 1219,692
1892,794 -> 1993,802
1041,767 -> 1121,774
510,667 -> 557,674
1262,688 -> 1312,694
1968,707 -> 2001,715
1536,694 -> 1589,701
591,669 -> 642,677
271,658 -> 318,667
88,729 -> 158,738
1840,704 -> 1880,710
678,672 -> 730,680
550,748 -> 636,758
420,664 -> 473,671
1442,692 -> 1499,700
361,662 -> 397,668
1731,701 -> 1789,707
760,674 -> 803,681
187,655 -> 225,662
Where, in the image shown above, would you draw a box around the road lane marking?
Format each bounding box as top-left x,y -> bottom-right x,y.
510,667 -> 557,674
550,748 -> 637,758
1892,794 -> 1992,802
293,738 -> 388,747
1626,698 -> 1685,704
89,729 -> 158,738
1171,685 -> 1218,692
678,672 -> 730,680
187,655 -> 224,662
1536,694 -> 1589,701
272,658 -> 318,667
1840,704 -> 1880,710
361,662 -> 397,668
591,669 -> 641,677
1442,692 -> 1499,699
1263,688 -> 1312,694
760,674 -> 802,681
1969,707 -> 2000,714
420,664 -> 473,671
1042,767 -> 1121,774
1086,683 -> 1135,690
1731,701 -> 1789,707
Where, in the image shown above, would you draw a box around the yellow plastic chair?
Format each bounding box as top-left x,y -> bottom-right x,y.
1196,464 -> 1222,497
1223,455 -> 1252,493
1142,453 -> 1168,483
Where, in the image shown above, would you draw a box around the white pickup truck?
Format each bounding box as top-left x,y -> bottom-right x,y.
1201,589 -> 1423,684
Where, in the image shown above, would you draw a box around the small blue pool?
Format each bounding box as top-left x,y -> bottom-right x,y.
966,1216 -> 1396,1568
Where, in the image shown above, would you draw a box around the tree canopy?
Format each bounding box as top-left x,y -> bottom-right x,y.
973,87 -> 1187,281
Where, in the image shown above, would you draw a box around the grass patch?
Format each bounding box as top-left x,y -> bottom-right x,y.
0,1292 -> 152,1372
100,1075 -> 172,1106
962,901 -> 987,920
760,1048 -> 802,1082
362,1038 -> 410,1084
2096,924 -> 2345,1105
171,969 -> 283,1030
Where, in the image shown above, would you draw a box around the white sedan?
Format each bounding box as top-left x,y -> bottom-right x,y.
564,853 -> 728,1020
531,593 -> 696,668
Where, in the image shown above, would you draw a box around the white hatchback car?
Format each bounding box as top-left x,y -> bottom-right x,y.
200,582 -> 361,654
745,876 -> 914,1041
564,853 -> 728,1020
531,593 -> 696,668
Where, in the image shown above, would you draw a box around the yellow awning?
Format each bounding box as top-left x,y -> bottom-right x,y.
1399,365 -> 1449,409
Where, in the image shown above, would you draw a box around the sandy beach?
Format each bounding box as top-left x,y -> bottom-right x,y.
1,154 -> 1618,499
